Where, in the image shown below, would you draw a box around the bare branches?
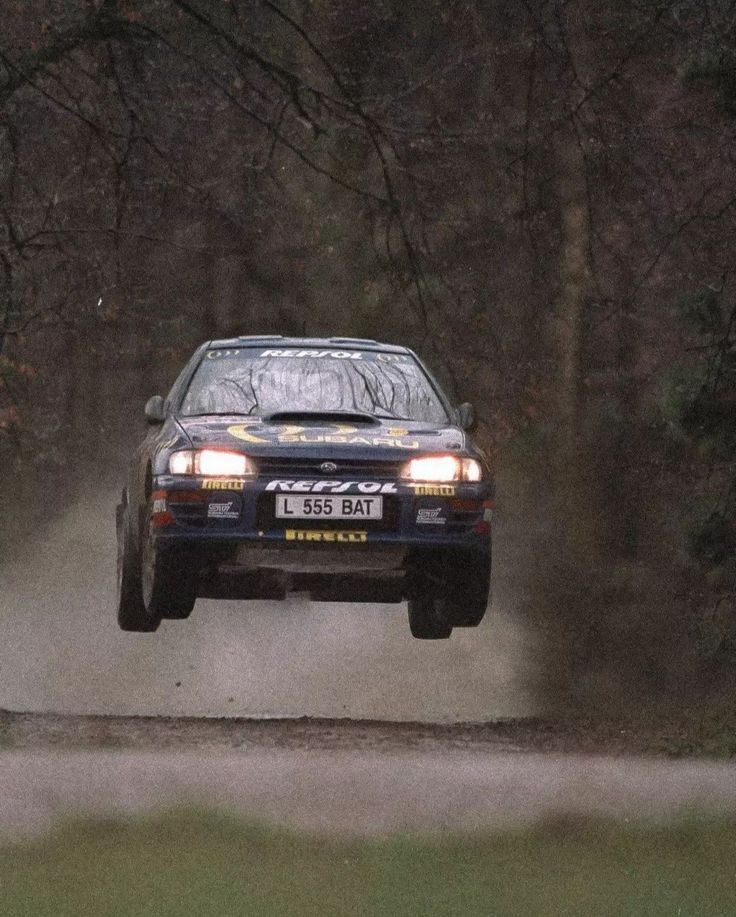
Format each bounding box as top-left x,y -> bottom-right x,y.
0,0 -> 451,345
170,0 -> 432,327
507,0 -> 676,175
0,2 -> 132,103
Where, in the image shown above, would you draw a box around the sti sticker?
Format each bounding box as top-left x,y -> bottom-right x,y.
416,507 -> 447,526
207,501 -> 240,520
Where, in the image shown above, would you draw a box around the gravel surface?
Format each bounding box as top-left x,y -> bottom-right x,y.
1,709 -> 727,756
2,711 -> 736,838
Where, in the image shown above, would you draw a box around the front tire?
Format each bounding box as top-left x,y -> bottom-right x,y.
140,502 -> 196,620
447,557 -> 491,627
116,497 -> 161,633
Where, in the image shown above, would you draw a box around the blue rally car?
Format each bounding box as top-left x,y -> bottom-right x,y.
116,336 -> 493,638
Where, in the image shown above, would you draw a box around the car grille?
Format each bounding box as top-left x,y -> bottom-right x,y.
254,456 -> 404,480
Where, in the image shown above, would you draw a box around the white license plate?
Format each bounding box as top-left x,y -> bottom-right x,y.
275,494 -> 383,520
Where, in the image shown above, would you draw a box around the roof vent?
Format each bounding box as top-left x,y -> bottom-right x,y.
329,337 -> 378,346
237,334 -> 284,341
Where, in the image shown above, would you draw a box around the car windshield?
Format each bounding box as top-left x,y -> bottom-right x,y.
180,347 -> 450,424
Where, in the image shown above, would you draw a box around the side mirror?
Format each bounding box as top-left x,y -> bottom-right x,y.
457,402 -> 477,432
144,395 -> 166,425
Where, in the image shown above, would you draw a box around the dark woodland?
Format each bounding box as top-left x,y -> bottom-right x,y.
3,0 -> 736,709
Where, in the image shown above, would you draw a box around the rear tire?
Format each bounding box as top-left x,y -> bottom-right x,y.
116,496 -> 161,633
407,593 -> 453,639
140,501 -> 196,620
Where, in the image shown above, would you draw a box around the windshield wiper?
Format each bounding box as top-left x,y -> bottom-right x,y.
184,411 -> 256,417
262,410 -> 381,425
371,409 -> 409,421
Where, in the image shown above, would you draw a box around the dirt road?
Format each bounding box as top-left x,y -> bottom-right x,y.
2,711 -> 736,838
3,502 -> 735,840
0,497 -> 535,723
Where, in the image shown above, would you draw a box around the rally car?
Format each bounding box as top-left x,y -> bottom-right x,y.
116,336 -> 493,638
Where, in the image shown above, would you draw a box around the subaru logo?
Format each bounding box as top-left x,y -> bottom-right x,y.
320,461 -> 338,474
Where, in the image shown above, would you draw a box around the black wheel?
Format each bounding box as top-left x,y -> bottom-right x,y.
407,593 -> 453,639
447,558 -> 491,627
140,501 -> 196,620
117,496 -> 161,632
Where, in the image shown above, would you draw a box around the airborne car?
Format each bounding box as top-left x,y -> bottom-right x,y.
116,336 -> 493,638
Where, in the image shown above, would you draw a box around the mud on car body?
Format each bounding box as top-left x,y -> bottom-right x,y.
116,336 -> 493,639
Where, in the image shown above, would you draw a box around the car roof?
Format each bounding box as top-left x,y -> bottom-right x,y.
207,335 -> 411,355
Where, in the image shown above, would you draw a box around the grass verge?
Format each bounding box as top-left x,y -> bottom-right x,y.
1,811 -> 735,916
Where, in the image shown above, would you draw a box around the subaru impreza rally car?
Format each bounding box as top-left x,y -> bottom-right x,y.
116,336 -> 493,638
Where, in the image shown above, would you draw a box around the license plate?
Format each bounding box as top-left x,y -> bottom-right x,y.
275,494 -> 383,520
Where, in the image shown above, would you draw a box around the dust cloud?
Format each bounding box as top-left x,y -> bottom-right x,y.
0,496 -> 536,722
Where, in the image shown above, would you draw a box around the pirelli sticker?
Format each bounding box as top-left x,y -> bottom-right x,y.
201,479 -> 245,490
408,484 -> 456,496
285,529 -> 368,543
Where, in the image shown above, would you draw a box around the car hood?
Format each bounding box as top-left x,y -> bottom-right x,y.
175,415 -> 468,458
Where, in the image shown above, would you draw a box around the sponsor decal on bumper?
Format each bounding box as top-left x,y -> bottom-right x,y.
202,478 -> 245,490
416,507 -> 446,525
284,529 -> 368,543
207,501 -> 240,520
408,484 -> 456,496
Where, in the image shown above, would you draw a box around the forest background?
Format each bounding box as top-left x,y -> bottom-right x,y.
3,0 -> 736,710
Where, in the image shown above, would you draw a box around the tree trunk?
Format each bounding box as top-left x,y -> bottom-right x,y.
553,123 -> 597,554
555,126 -> 591,440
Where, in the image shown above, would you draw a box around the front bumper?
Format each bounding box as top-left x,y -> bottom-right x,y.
151,473 -> 493,553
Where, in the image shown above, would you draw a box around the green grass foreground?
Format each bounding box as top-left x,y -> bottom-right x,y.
1,812 -> 735,916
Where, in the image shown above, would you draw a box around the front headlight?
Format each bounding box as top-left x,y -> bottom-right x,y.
169,449 -> 255,477
401,455 -> 482,483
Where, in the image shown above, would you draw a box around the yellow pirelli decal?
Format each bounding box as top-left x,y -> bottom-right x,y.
201,479 -> 245,490
408,484 -> 456,496
285,529 -> 368,543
